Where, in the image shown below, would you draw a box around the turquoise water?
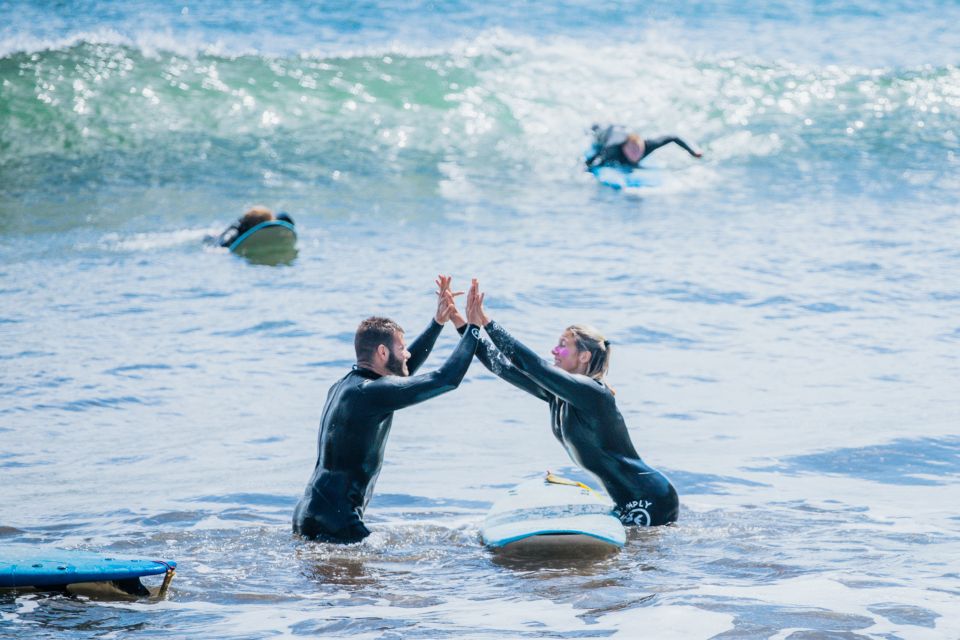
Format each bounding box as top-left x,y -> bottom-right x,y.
2,2 -> 959,638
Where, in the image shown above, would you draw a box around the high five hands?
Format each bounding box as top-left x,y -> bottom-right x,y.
437,276 -> 489,329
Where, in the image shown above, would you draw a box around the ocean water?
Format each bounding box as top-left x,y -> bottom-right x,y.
2,1 -> 959,638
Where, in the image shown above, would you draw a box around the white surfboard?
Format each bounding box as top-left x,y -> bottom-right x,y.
481,473 -> 626,551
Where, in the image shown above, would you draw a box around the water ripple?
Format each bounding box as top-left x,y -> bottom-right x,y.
104,363 -> 173,378
747,436 -> 960,486
32,396 -> 148,412
622,325 -> 698,346
800,302 -> 852,313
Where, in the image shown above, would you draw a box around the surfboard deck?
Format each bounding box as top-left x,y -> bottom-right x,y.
0,546 -> 176,596
481,474 -> 626,551
228,219 -> 297,255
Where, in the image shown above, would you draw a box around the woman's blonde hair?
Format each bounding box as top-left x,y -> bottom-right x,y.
566,324 -> 611,381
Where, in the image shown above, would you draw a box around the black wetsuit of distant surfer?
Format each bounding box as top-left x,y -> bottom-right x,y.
585,124 -> 700,169
293,320 -> 480,543
466,321 -> 679,526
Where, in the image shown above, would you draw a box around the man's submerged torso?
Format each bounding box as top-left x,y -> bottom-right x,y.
293,368 -> 394,539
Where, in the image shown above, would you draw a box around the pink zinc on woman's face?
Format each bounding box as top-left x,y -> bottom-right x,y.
551,333 -> 582,373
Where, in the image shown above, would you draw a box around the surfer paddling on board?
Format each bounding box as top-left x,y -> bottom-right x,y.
450,279 -> 679,527
206,205 -> 296,248
585,123 -> 702,170
293,277 -> 484,543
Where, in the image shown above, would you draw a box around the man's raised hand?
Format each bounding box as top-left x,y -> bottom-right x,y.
434,274 -> 464,324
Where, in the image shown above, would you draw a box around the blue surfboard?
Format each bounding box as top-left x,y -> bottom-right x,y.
228,219 -> 297,255
0,546 -> 176,596
589,164 -> 662,190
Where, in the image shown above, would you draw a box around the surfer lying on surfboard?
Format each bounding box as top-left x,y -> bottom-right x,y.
206,205 -> 296,248
292,277 -> 484,543
585,123 -> 702,170
451,279 -> 679,527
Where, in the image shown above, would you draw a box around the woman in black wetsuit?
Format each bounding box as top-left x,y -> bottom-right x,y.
454,280 -> 679,527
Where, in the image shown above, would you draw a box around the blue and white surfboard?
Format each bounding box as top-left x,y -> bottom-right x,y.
481,474 -> 626,551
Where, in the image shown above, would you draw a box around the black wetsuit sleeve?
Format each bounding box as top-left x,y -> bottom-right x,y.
483,321 -> 604,410
457,325 -> 551,402
406,319 -> 444,375
216,221 -> 242,247
642,135 -> 699,159
357,325 -> 479,412
585,146 -> 602,169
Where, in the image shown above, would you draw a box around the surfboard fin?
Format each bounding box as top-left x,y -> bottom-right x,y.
158,566 -> 176,598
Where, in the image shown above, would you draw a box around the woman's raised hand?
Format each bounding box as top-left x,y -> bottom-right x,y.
466,278 -> 489,327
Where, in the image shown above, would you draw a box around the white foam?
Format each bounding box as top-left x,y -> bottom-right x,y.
132,591 -> 734,638
90,229 -> 215,253
694,575 -> 960,639
0,595 -> 41,626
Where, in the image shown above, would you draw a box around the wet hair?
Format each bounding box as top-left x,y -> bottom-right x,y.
566,324 -> 612,381
355,316 -> 404,361
237,206 -> 275,235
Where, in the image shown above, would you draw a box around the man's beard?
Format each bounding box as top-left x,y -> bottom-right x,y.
386,350 -> 408,376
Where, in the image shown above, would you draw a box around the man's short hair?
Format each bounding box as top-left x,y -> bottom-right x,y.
355,316 -> 403,361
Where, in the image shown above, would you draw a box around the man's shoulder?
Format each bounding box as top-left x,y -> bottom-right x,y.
326,369 -> 365,396
322,372 -> 372,417
338,368 -> 394,394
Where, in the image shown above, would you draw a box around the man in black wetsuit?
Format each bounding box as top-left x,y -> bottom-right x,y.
292,277 -> 484,543
451,279 -> 679,527
585,123 -> 702,169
